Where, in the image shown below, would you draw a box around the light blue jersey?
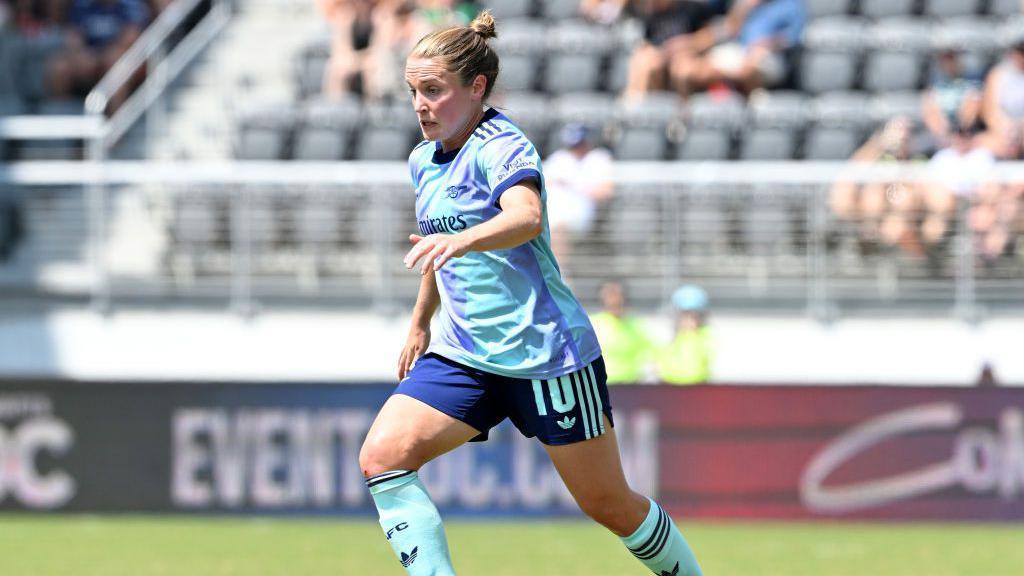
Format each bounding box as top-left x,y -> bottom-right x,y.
409,107 -> 601,380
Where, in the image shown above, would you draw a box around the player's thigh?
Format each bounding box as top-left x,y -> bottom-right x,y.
543,414 -> 633,507
360,393 -> 479,476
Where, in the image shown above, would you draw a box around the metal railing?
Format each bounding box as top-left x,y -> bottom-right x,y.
2,161 -> 1022,320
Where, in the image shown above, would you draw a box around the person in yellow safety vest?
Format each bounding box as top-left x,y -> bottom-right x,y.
590,281 -> 653,385
657,285 -> 712,385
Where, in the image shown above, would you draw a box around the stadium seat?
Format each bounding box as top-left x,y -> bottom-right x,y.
990,0 -> 1022,17
798,51 -> 859,94
355,127 -> 412,160
552,92 -> 615,126
480,0 -> 533,19
676,129 -> 732,160
748,91 -> 810,129
295,39 -> 330,99
606,52 -> 631,93
172,196 -> 221,246
803,17 -> 869,52
501,54 -> 540,92
858,0 -> 915,18
296,196 -> 345,247
544,54 -> 603,93
803,127 -> 861,159
540,0 -> 581,20
740,129 -> 798,160
870,18 -> 932,53
236,130 -> 286,160
492,19 -> 548,56
686,93 -> 746,130
805,0 -> 852,18
547,20 -> 616,55
293,128 -> 350,161
862,52 -> 924,92
870,91 -> 924,125
234,104 -> 296,160
614,127 -> 668,160
922,0 -> 982,17
495,92 -> 552,150
299,98 -> 362,158
932,17 -> 1003,58
814,91 -> 874,129
742,191 -> 792,256
615,91 -> 682,127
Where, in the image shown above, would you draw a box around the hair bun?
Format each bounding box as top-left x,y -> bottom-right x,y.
470,10 -> 497,40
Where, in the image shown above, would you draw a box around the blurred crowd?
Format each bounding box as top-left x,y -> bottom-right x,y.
0,0 -> 163,111
831,41 -> 1024,269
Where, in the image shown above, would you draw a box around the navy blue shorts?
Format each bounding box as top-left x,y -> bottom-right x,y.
394,353 -> 613,446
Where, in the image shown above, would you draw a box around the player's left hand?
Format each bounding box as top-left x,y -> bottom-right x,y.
403,233 -> 470,274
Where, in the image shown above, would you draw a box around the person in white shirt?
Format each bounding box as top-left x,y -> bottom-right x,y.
920,126 -> 996,251
543,123 -> 615,272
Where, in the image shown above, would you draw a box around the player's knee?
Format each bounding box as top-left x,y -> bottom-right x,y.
577,490 -> 628,528
359,432 -> 419,478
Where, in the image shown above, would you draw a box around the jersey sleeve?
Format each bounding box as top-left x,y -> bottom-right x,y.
408,141 -> 429,188
479,131 -> 542,204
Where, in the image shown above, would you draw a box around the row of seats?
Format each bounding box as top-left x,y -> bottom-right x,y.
481,0 -> 1020,20
233,90 -> 916,161
294,16 -> 1017,99
808,0 -> 1020,18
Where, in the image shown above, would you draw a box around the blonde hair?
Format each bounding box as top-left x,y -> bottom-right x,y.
410,10 -> 500,101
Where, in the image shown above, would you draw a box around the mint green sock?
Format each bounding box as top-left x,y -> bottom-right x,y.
367,470 -> 456,575
621,498 -> 703,576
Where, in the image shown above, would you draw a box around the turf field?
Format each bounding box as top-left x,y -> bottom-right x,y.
1,515 -> 1020,575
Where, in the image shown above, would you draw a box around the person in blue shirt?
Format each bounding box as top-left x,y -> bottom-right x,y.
358,10 -> 703,576
668,0 -> 805,97
51,0 -> 148,101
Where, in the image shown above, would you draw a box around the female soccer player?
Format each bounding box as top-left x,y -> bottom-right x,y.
358,11 -> 703,576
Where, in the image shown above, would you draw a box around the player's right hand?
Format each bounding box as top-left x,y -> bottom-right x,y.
398,326 -> 430,381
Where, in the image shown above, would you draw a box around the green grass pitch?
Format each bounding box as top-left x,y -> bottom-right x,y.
1,515 -> 1021,575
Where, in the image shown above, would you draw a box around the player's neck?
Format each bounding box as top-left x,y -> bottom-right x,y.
440,107 -> 485,153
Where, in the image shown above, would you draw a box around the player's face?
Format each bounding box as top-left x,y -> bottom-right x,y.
405,56 -> 480,143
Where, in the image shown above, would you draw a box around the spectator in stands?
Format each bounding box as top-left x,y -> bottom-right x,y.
667,0 -> 805,98
543,123 -> 614,271
591,281 -> 654,384
581,0 -> 628,25
48,0 -> 149,105
319,0 -> 380,99
416,0 -> 475,28
622,0 -> 722,102
921,47 -> 983,154
830,117 -> 926,257
981,37 -> 1024,158
969,127 -> 1022,265
917,125 -> 996,262
657,284 -> 712,385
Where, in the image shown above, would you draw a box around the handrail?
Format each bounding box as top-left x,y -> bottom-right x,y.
101,1 -> 232,147
84,0 -> 211,117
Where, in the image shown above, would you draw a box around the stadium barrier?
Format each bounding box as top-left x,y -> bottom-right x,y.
2,160 -> 1023,317
1,379 -> 1022,521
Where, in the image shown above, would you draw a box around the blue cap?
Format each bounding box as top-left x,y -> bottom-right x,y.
560,123 -> 589,148
671,285 -> 708,312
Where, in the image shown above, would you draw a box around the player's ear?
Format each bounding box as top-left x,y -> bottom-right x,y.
470,74 -> 487,100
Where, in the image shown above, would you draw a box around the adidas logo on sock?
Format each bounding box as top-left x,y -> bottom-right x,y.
557,416 -> 576,429
400,546 -> 418,568
660,561 -> 680,576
